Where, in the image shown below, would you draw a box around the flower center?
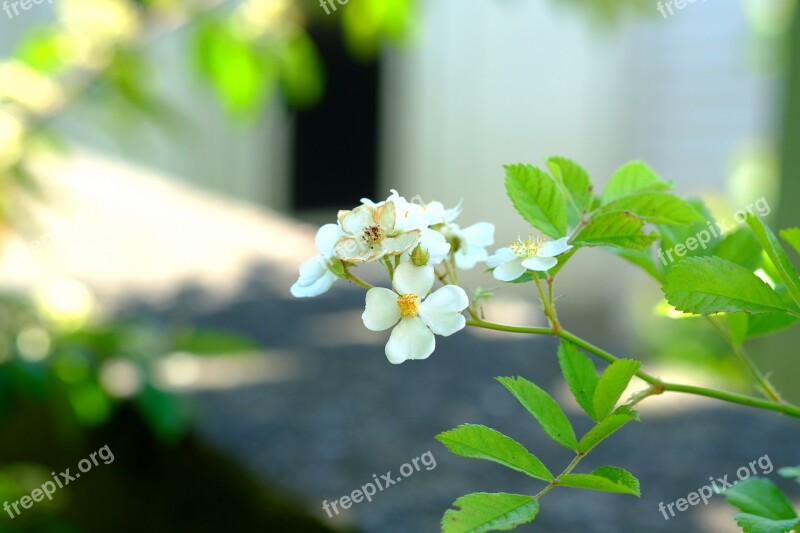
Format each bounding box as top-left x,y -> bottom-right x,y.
396,293 -> 420,317
509,236 -> 543,258
363,225 -> 384,245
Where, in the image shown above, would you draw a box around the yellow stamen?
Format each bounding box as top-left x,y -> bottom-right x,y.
397,293 -> 420,317
509,235 -> 544,258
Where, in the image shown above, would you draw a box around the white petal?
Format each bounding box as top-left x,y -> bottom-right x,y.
385,317 -> 435,364
521,256 -> 558,271
393,263 -> 435,297
335,237 -> 366,261
412,228 -> 450,265
315,224 -> 342,257
539,237 -> 572,257
460,222 -> 495,248
382,231 -> 420,255
455,246 -> 488,270
339,206 -> 373,236
444,200 -> 463,223
291,257 -> 337,297
419,286 -> 468,336
379,201 -> 397,230
486,247 -> 516,268
492,258 -> 527,281
363,288 -> 401,331
421,201 -> 447,226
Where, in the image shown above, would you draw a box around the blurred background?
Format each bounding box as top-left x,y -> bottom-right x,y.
1,0 -> 799,531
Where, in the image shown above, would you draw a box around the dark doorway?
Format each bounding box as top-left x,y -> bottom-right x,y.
291,25 -> 380,210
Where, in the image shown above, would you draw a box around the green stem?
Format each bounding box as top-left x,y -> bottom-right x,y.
343,270 -> 373,290
534,452 -> 586,500
705,316 -> 783,403
465,319 -> 800,419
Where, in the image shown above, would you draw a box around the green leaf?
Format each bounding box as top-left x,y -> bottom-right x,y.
497,377 -> 578,451
577,406 -> 640,453
504,164 -> 568,238
728,312 -> 750,346
663,256 -> 788,315
725,478 -> 798,520
597,192 -> 704,226
442,493 -> 540,533
602,161 -> 672,203
732,514 -> 800,533
546,157 -> 594,226
781,228 -> 800,256
592,359 -> 640,420
573,212 -> 658,251
610,248 -> 664,282
559,466 -> 641,497
278,31 -> 325,109
747,215 -> 800,308
746,313 -> 799,339
715,228 -> 763,271
557,340 -> 598,419
436,424 -> 553,481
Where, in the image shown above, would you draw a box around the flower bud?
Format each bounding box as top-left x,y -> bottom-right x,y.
410,244 -> 429,267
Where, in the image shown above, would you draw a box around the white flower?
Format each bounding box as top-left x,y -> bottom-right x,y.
362,263 -> 469,364
291,224 -> 343,297
362,190 -> 451,265
335,201 -> 420,263
487,236 -> 572,281
441,222 -> 495,270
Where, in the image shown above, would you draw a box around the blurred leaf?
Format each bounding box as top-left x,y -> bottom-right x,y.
277,31 -> 325,108
15,27 -> 66,74
67,381 -> 112,427
725,478 -> 797,520
436,424 -> 553,481
173,329 -> 258,355
715,228 -> 763,271
732,514 -> 800,533
778,466 -> 800,483
610,248 -> 664,282
781,228 -> 800,256
442,493 -> 539,533
136,385 -> 189,444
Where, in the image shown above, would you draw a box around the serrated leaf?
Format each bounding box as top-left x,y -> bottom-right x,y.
547,157 -> 594,226
747,215 -> 800,308
505,164 -> 568,238
781,228 -> 800,256
663,256 -> 788,315
557,341 -> 598,419
602,161 -> 672,203
732,513 -> 800,533
436,424 -> 553,481
592,359 -> 640,420
497,377 -> 578,451
442,493 -> 540,533
725,478 -> 797,520
597,192 -> 704,226
578,406 -> 640,453
559,466 -> 640,497
573,212 -> 658,251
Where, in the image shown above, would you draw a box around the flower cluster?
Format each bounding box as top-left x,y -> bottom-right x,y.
291,190 -> 572,363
